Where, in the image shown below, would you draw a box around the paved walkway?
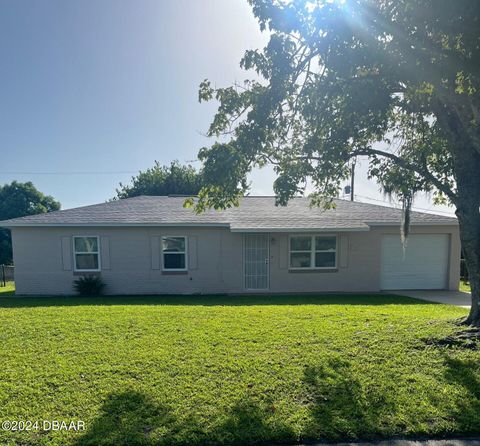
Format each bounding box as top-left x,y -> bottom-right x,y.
391,290 -> 471,308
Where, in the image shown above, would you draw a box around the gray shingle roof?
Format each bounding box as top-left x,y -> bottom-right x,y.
0,195 -> 457,231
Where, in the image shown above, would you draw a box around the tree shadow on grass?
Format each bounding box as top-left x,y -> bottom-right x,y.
300,355 -> 480,442
301,357 -> 398,441
442,356 -> 480,433
74,358 -> 480,446
0,293 -> 431,308
75,391 -> 174,446
76,390 -> 294,446
211,398 -> 294,445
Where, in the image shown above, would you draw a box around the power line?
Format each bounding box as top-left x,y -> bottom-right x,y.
0,161 -> 201,176
0,171 -> 138,175
0,169 -> 458,216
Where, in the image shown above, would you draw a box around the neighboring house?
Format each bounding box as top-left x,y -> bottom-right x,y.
0,196 -> 460,296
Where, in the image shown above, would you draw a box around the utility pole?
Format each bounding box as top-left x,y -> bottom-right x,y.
350,159 -> 356,201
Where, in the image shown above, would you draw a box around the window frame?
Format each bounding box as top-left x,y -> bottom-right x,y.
161,235 -> 188,272
73,236 -> 101,272
289,234 -> 337,270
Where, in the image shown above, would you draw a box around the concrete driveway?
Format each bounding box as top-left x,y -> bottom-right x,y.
391,290 -> 471,308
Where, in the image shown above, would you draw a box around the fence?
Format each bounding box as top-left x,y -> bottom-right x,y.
0,265 -> 14,287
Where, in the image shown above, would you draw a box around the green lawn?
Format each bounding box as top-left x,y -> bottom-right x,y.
0,292 -> 478,446
0,281 -> 15,296
460,281 -> 471,293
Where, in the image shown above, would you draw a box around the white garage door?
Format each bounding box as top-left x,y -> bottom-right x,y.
381,234 -> 449,290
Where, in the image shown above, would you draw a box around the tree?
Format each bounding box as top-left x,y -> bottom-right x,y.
192,0 -> 480,324
0,181 -> 60,265
115,161 -> 203,199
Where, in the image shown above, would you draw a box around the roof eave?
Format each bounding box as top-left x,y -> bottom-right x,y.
1,220 -> 458,230
367,220 -> 458,227
0,222 -> 231,228
230,227 -> 370,233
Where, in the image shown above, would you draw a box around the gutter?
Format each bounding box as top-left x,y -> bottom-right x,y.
0,222 -> 231,229
229,227 -> 370,233
367,221 -> 458,227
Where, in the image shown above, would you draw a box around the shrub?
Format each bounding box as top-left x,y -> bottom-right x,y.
73,276 -> 106,296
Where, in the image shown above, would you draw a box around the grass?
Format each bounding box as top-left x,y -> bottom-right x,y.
460,280 -> 471,293
0,281 -> 15,296
0,292 -> 478,446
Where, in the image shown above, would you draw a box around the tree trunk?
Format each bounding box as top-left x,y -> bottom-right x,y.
456,207 -> 480,325
438,94 -> 480,324
452,144 -> 480,325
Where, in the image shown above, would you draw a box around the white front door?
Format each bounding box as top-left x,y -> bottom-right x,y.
244,234 -> 269,290
380,234 -> 449,290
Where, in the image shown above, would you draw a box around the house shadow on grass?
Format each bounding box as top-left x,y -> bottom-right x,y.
0,293 -> 431,309
76,390 -> 294,446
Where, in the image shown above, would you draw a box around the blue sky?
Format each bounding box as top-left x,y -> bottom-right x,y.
0,0 -> 454,215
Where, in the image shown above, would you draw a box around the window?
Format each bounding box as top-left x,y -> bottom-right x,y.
162,236 -> 187,270
289,235 -> 336,269
73,236 -> 100,271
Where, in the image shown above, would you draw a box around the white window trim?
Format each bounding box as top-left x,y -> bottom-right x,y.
161,236 -> 188,271
289,234 -> 337,270
73,236 -> 101,272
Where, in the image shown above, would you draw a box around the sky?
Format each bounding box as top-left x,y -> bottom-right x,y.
0,0 -> 455,216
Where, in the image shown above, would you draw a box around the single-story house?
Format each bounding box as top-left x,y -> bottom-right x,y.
0,196 -> 460,296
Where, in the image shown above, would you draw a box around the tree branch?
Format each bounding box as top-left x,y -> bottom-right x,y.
351,147 -> 457,203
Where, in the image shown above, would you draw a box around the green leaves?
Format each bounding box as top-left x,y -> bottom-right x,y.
198,79 -> 214,103
0,181 -> 61,264
0,181 -> 60,220
115,161 -> 203,199
195,0 -> 480,213
192,143 -> 249,213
